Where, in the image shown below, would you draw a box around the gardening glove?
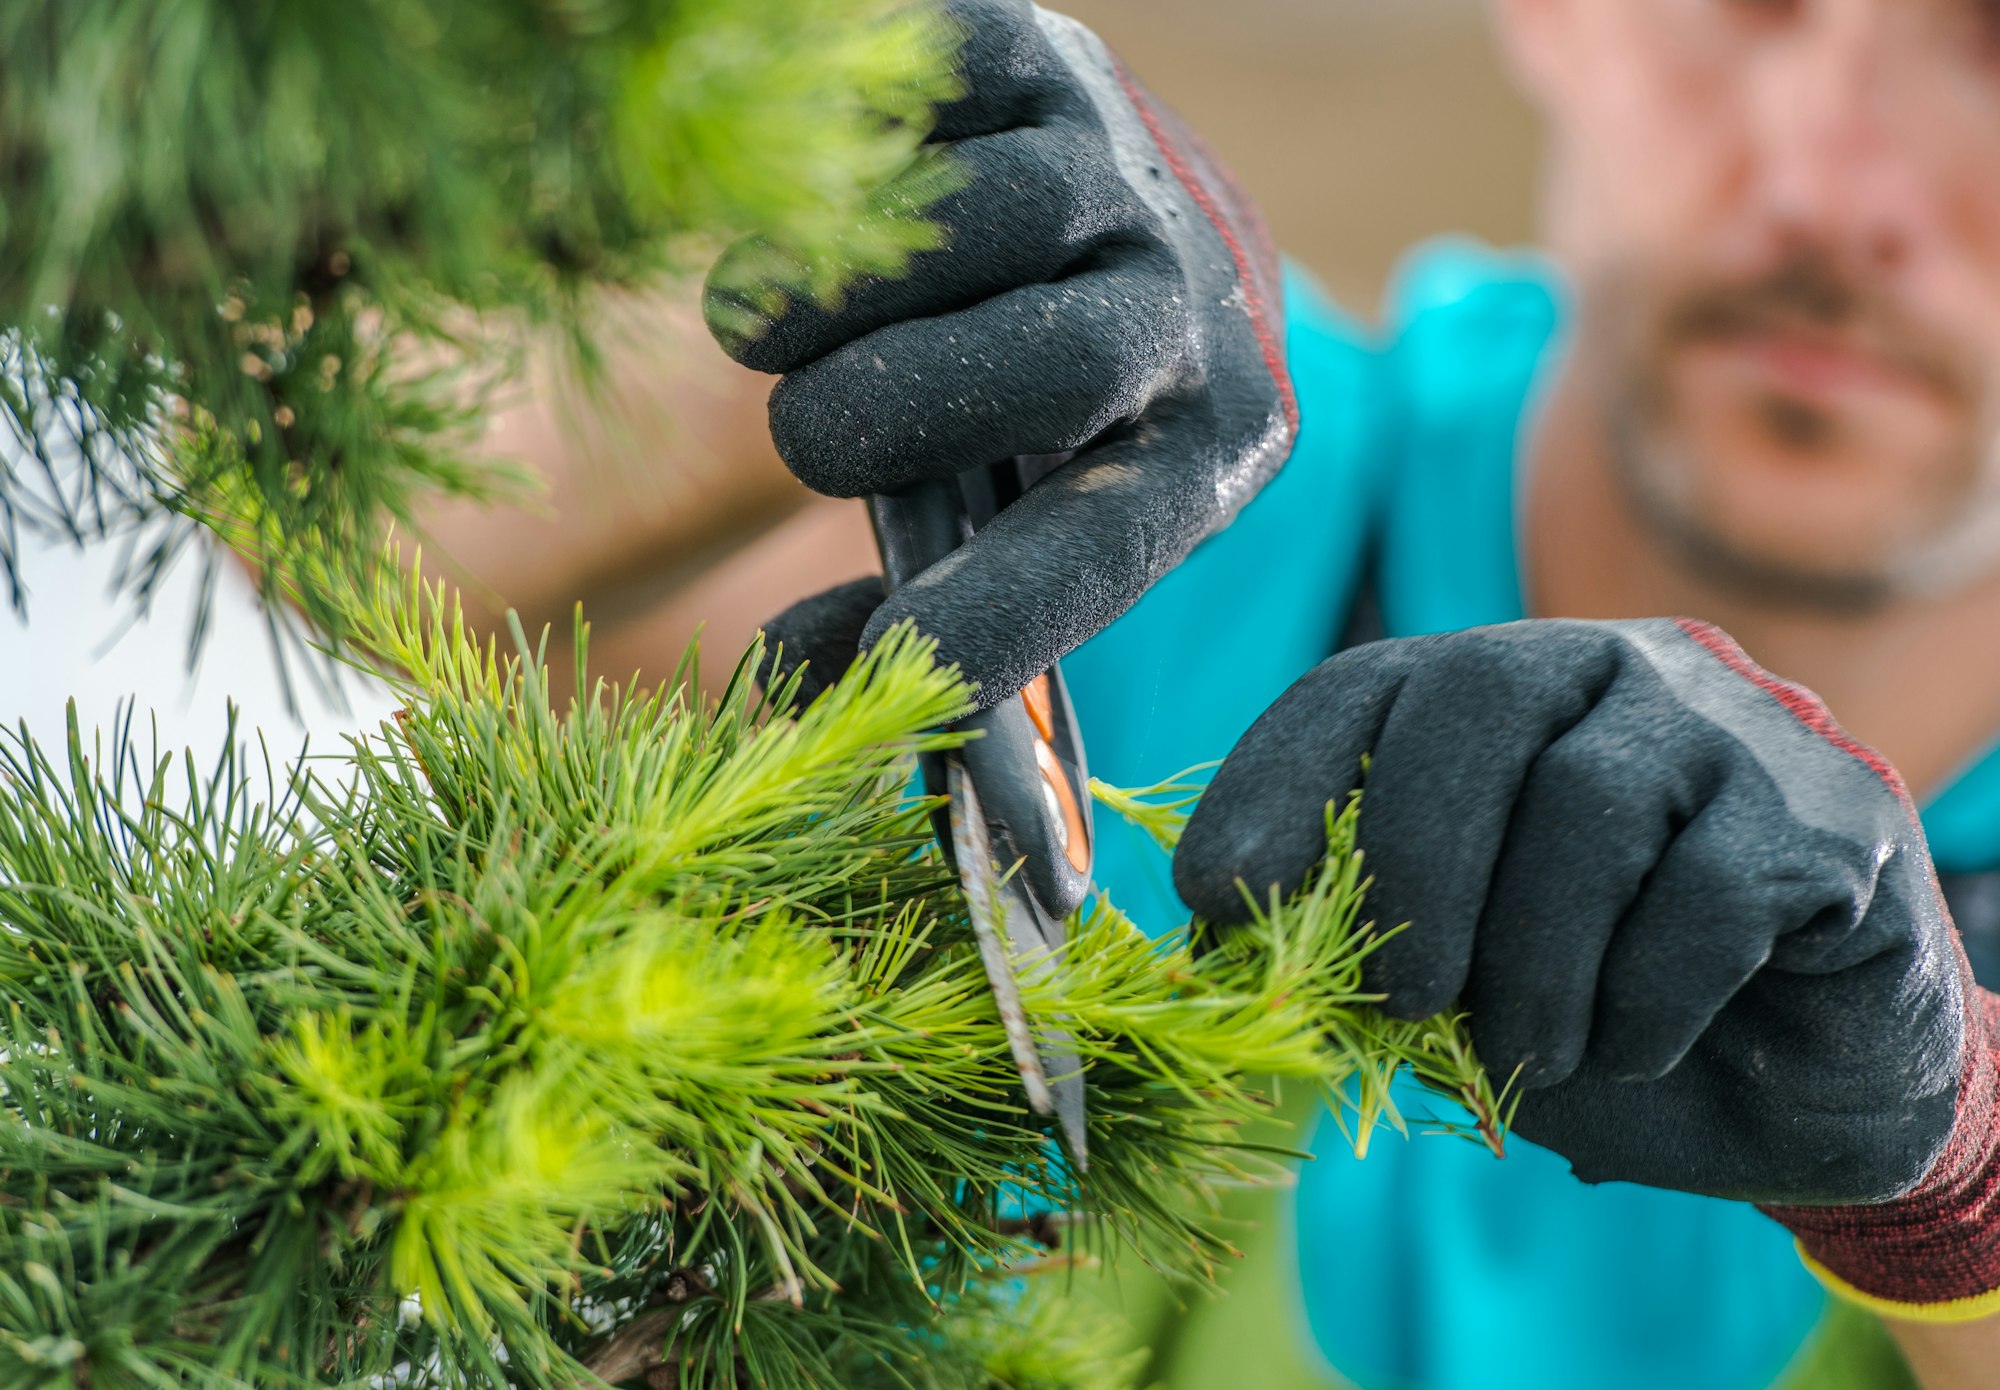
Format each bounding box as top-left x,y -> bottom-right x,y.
1176,617 -> 2000,1318
706,0 -> 1297,709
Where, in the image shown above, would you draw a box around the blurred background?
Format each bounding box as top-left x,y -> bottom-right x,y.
418,0 -> 1543,696
1071,0 -> 1537,311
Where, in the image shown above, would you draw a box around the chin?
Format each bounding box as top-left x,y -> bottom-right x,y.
1643,460 -> 2000,609
1684,391 -> 1975,554
1702,473 -> 1909,569
1619,437 -> 1922,614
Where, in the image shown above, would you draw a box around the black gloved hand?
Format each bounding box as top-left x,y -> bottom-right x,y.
708,0 -> 1296,708
1176,617 -> 1983,1214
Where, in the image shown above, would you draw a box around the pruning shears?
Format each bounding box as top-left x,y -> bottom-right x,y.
869,460 -> 1094,1170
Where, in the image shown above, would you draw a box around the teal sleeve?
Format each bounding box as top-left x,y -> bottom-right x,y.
1061,265 -> 1394,938
1921,735 -> 2000,874
1373,235 -> 1564,638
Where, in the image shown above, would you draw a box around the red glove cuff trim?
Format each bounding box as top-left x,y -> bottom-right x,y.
1108,58 -> 1299,439
1671,618 -> 1912,806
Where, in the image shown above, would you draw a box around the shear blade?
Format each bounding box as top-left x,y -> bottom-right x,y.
946,762 -> 1089,1169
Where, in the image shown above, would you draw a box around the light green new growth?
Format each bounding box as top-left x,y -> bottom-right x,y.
1091,773 -> 1518,1158
0,567 -> 1503,1388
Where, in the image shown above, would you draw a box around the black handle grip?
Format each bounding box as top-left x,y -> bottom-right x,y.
868,480 -> 968,590
866,470 -> 1095,919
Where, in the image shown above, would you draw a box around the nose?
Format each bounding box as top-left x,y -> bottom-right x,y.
1746,4 -> 1925,270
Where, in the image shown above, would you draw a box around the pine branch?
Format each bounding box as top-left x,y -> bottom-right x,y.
0,0 -> 965,626
1092,768 -> 1520,1158
0,569 -> 1504,1388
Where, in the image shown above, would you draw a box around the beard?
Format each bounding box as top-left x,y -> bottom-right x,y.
1591,248 -> 2000,616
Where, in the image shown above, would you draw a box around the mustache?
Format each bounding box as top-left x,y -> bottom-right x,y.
1657,252 -> 1975,401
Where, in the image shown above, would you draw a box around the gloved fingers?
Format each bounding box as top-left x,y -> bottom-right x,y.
758,575 -> 886,710
706,125 -> 1155,375
1589,725 -> 1913,1083
857,409 -> 1247,712
929,0 -> 1069,141
766,261 -> 1187,498
1588,795 -> 1799,1083
1763,834 -> 1928,974
1354,627 -> 1621,1020
1464,698 -> 1706,1088
1174,643 -> 1427,926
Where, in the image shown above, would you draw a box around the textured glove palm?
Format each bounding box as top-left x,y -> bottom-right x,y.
1176,617 -> 2000,1312
707,0 -> 1296,707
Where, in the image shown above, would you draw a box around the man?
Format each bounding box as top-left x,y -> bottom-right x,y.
706,1 -> 2000,1386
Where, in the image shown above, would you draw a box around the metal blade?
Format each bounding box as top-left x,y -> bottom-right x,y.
948,761 -> 1053,1116
1010,896 -> 1089,1172
947,762 -> 1089,1168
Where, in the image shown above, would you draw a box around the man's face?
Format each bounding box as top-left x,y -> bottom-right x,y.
1506,0 -> 2000,608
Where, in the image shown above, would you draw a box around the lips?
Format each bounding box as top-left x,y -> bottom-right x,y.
1696,326 -> 1955,407
1737,330 -> 1916,397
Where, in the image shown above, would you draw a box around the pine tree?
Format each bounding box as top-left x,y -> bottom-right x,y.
0,5 -> 1505,1384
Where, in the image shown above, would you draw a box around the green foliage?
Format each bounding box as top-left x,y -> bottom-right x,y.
1095,770 -> 1519,1157
0,0 -> 962,619
0,570 -> 1499,1388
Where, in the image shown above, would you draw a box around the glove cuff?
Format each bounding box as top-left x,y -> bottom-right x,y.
1763,973 -> 2000,1321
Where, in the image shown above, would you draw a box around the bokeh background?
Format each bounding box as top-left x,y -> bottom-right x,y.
1071,0 -> 1538,311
